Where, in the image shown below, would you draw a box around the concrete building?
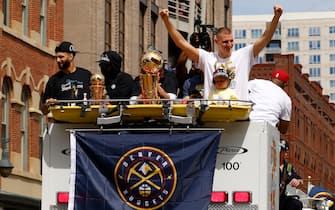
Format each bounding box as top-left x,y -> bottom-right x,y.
233,11 -> 335,102
63,0 -> 232,77
251,55 -> 335,193
0,0 -> 64,209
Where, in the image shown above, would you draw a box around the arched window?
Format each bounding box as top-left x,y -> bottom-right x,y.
21,86 -> 30,171
1,79 -> 11,147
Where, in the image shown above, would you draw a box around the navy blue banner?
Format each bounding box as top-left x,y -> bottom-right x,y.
69,131 -> 221,210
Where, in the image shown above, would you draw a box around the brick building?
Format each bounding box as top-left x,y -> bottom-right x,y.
0,0 -> 63,209
63,0 -> 232,77
251,54 -> 335,193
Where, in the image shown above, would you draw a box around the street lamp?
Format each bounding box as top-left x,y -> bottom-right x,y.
0,137 -> 13,177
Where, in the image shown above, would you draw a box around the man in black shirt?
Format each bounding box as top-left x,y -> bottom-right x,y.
97,50 -> 133,102
40,41 -> 92,114
279,141 -> 303,210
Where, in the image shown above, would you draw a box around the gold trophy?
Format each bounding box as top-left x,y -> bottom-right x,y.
139,50 -> 163,104
90,73 -> 105,104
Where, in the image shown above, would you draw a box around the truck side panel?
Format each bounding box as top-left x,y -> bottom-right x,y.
42,121 -> 280,210
211,121 -> 280,210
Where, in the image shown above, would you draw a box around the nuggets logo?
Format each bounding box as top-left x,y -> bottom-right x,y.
114,146 -> 177,210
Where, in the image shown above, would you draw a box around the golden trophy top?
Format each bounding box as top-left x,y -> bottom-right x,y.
140,50 -> 163,74
90,73 -> 104,85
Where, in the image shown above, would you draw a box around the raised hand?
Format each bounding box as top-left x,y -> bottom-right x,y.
273,5 -> 283,16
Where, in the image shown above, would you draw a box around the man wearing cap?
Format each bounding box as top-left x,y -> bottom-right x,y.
41,41 -> 92,115
97,50 -> 133,101
247,69 -> 292,134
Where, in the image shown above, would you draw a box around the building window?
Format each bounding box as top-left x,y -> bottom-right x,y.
287,41 -> 299,51
330,67 -> 335,75
22,0 -> 29,36
119,0 -> 125,56
150,14 -> 157,49
251,29 -> 262,39
330,40 -> 335,48
1,79 -> 10,148
268,42 -> 281,50
258,56 -> 263,64
309,27 -> 320,36
309,40 -> 320,50
330,26 -> 335,34
40,0 -> 47,46
330,80 -> 335,88
287,28 -> 299,37
309,55 -> 321,64
273,28 -> 281,40
294,55 -> 300,64
21,86 -> 30,171
309,67 -> 321,77
104,0 -> 111,50
330,54 -> 335,61
234,29 -> 246,39
3,0 -> 10,26
224,0 -> 229,27
330,93 -> 335,101
139,2 -> 146,62
234,43 -> 246,50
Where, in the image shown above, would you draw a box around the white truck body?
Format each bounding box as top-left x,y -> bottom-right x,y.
42,121 -> 280,210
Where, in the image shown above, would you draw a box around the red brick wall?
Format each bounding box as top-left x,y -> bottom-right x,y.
0,0 -> 64,172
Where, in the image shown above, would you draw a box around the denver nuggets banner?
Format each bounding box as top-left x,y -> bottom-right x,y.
68,131 -> 221,210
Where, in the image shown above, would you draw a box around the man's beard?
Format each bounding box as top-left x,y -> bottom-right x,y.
58,60 -> 71,70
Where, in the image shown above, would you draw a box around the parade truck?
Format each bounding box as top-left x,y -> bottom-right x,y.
41,99 -> 282,210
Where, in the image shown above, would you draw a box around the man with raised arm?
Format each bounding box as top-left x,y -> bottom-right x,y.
159,5 -> 283,100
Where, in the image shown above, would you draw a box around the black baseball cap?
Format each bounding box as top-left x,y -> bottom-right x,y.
55,41 -> 77,54
97,51 -> 122,70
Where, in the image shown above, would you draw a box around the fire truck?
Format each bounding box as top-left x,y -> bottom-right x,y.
41,99 -> 287,210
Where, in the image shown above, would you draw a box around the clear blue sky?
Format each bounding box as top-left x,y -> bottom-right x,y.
233,0 -> 335,15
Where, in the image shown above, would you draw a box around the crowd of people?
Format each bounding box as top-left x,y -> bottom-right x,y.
40,4 -> 292,133
40,5 -> 292,135
42,5 -> 285,119
43,5 -> 290,133
39,5 -> 312,210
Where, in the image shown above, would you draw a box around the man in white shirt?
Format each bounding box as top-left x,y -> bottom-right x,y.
248,69 -> 292,134
159,5 -> 283,100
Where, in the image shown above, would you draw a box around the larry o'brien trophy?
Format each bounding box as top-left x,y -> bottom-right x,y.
139,50 -> 163,104
90,73 -> 105,104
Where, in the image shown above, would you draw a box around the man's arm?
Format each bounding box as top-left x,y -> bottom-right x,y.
253,5 -> 283,57
40,98 -> 57,115
160,9 -> 199,63
278,119 -> 289,134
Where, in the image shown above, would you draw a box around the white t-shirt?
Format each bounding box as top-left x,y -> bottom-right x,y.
198,45 -> 257,100
247,79 -> 292,127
